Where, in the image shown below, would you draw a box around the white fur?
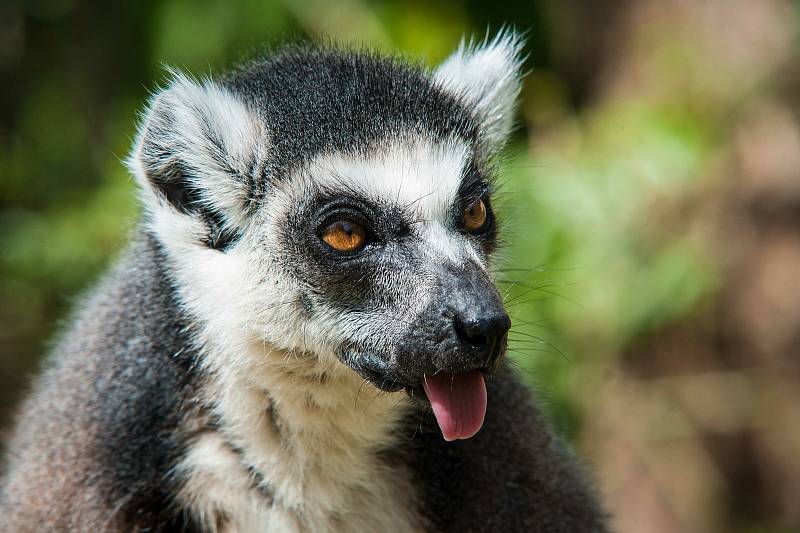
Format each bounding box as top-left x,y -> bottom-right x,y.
129,72 -> 268,233
435,30 -> 524,154
176,345 -> 422,533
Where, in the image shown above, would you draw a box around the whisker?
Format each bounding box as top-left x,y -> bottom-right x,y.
509,331 -> 567,358
504,283 -> 565,304
504,297 -> 555,308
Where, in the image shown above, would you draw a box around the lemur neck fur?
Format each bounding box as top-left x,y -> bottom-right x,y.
190,337 -> 417,531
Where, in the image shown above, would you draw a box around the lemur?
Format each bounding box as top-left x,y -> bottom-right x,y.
1,33 -> 607,532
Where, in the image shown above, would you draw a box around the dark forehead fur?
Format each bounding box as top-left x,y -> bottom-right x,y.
223,45 -> 480,181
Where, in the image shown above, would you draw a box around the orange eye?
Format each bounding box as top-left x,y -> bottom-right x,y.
321,220 -> 367,253
463,198 -> 487,232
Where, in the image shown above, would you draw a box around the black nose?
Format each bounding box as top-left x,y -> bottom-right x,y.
453,312 -> 511,368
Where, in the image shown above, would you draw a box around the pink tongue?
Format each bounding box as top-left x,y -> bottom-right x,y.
422,370 -> 487,441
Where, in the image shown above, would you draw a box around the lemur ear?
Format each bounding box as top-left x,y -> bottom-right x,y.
128,72 -> 264,249
435,31 -> 525,155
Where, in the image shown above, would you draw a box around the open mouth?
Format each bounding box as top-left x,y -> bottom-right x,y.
421,370 -> 487,441
344,350 -> 494,441
402,369 -> 491,441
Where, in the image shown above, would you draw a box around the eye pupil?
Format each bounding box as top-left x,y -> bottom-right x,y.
321,220 -> 367,253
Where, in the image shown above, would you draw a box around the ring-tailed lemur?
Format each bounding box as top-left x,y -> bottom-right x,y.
1,33 -> 607,532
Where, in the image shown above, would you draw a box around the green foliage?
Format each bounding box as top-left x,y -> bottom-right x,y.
0,0 -> 718,432
501,96 -> 718,435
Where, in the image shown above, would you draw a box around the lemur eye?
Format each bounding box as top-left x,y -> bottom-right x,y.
321,220 -> 367,253
463,198 -> 488,232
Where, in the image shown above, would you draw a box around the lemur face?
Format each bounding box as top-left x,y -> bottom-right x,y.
130,33 -> 523,440
273,136 -> 509,388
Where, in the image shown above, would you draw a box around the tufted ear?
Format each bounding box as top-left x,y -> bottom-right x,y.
128,72 -> 265,250
435,31 -> 525,155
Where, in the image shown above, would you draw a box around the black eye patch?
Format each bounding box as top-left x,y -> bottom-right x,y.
311,194 -> 414,246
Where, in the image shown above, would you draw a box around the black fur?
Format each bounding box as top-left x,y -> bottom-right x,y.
396,366 -> 608,532
224,46 -> 480,184
91,235 -> 205,530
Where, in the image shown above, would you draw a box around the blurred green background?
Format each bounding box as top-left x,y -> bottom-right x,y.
2,1 -> 800,532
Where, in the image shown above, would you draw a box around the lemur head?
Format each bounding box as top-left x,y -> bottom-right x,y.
129,33 -> 524,441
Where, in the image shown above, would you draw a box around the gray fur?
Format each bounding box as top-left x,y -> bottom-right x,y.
1,235 -> 207,531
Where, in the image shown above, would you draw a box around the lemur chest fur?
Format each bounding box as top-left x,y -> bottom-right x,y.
177,340 -> 422,533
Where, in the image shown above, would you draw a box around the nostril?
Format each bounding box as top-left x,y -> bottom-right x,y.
453,317 -> 490,352
453,312 -> 511,368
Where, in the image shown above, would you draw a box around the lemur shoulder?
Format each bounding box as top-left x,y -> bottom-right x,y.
1,34 -> 608,532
